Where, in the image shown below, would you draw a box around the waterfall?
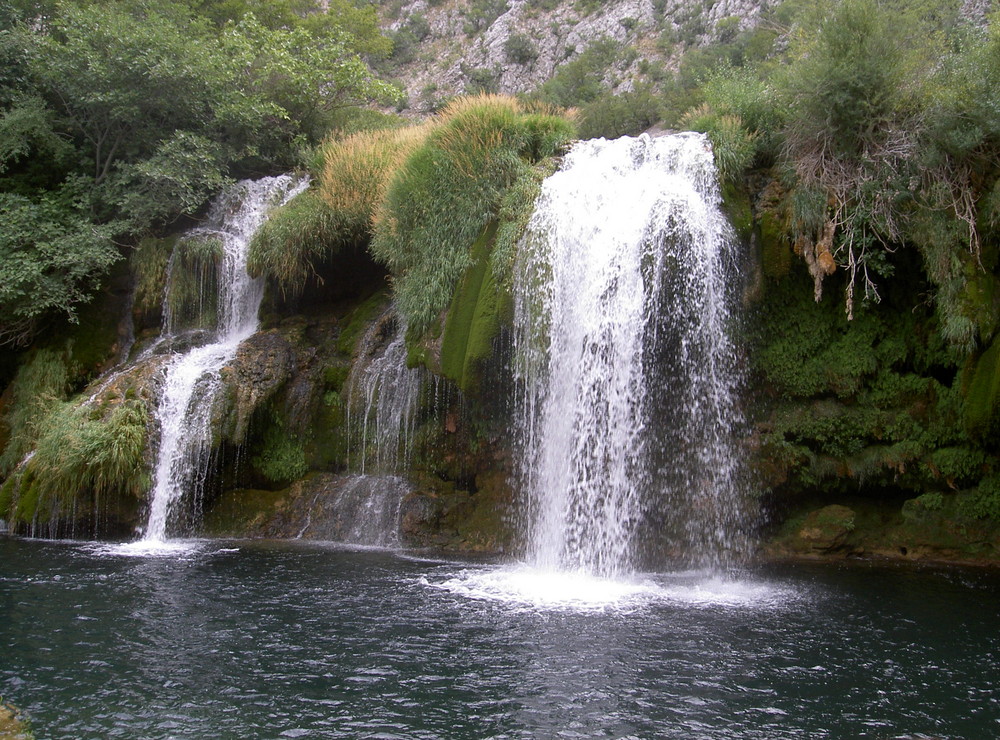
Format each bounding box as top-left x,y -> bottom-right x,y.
512,133 -> 747,577
346,312 -> 425,476
335,311 -> 428,546
141,176 -> 308,543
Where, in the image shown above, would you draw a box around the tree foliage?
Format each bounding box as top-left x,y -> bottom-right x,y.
0,0 -> 397,346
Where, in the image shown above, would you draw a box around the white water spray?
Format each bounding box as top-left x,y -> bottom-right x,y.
141,176 -> 308,543
513,133 -> 747,577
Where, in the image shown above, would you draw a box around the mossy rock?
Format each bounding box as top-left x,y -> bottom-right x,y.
202,486 -> 296,537
964,334 -> 1000,442
0,701 -> 33,740
336,289 -> 390,356
439,222 -> 502,393
758,209 -> 792,280
798,504 -> 856,548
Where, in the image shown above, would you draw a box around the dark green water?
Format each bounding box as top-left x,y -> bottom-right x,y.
1,538 -> 998,739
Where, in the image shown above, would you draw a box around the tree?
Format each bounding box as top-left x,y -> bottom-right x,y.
0,0 -> 398,346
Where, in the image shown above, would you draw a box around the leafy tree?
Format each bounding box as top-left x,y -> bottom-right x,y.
0,182 -> 120,346
0,0 -> 397,346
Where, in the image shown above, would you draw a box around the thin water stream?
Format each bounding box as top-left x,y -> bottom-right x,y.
2,538 -> 998,739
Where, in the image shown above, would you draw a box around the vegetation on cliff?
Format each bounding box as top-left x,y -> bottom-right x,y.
0,0 -> 397,347
3,0 -> 1000,557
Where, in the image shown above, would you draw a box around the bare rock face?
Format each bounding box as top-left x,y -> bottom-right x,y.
384,0 -> 766,108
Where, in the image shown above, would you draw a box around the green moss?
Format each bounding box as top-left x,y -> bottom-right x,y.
131,235 -> 176,320
202,487 -> 291,537
721,182 -> 753,243
439,222 -> 501,391
251,423 -> 309,485
146,232 -> 222,332
964,334 -> 1000,440
0,475 -> 15,515
336,289 -> 390,356
759,209 -> 792,280
321,363 -> 351,391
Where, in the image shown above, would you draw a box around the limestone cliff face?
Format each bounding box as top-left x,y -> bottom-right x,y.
382,0 -> 765,110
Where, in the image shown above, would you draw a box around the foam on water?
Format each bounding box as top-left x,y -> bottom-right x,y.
87,539 -> 205,558
424,564 -> 796,612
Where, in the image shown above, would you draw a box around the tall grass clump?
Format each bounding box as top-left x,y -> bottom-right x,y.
0,349 -> 69,476
248,125 -> 429,296
3,396 -> 149,528
370,95 -> 575,338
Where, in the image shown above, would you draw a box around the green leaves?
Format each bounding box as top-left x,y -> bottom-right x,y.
0,184 -> 121,346
0,0 -> 397,346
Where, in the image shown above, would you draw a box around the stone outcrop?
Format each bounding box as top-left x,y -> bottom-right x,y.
385,0 -> 765,110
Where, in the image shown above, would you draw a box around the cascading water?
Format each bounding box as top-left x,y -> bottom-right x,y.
141,176 -> 308,544
513,132 -> 747,577
334,311 -> 429,546
347,312 -> 425,476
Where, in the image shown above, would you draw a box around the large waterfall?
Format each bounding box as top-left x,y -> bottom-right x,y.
513,133 -> 746,577
141,176 -> 308,543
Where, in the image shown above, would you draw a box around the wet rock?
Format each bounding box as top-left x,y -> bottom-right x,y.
221,330 -> 296,441
204,473 -> 412,547
795,505 -> 856,552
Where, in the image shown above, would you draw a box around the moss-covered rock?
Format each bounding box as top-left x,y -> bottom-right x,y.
439,222 -> 502,392
0,701 -> 33,740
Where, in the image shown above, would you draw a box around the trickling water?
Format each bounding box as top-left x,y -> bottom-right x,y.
346,312 -> 426,476
339,311 -> 428,546
513,133 -> 746,577
142,176 -> 308,543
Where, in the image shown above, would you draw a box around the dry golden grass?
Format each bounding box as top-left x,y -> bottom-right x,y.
318,124 -> 431,233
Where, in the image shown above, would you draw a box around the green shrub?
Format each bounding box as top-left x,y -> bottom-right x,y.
504,33 -> 538,64
964,335 -> 1000,441
370,95 -> 575,340
249,125 -> 429,296
464,0 -> 509,34
0,348 -> 69,476
534,39 -> 622,107
247,190 -> 341,297
577,86 -> 662,140
7,396 -> 149,526
251,423 -> 308,484
959,475 -> 1000,520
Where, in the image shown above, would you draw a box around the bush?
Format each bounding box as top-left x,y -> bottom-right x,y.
505,33 -> 538,64
577,86 -> 662,140
679,103 -> 758,185
0,348 -> 69,475
5,396 -> 149,527
534,39 -> 622,107
249,125 -> 429,295
370,95 -> 575,338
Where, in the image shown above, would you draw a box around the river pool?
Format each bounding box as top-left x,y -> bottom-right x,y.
1,538 -> 998,739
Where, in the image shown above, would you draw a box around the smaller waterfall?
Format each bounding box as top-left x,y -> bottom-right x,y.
141,176 -> 308,543
334,310 -> 429,546
346,312 -> 425,475
513,133 -> 747,577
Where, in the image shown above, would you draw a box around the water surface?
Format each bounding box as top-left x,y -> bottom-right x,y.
2,538 -> 998,739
